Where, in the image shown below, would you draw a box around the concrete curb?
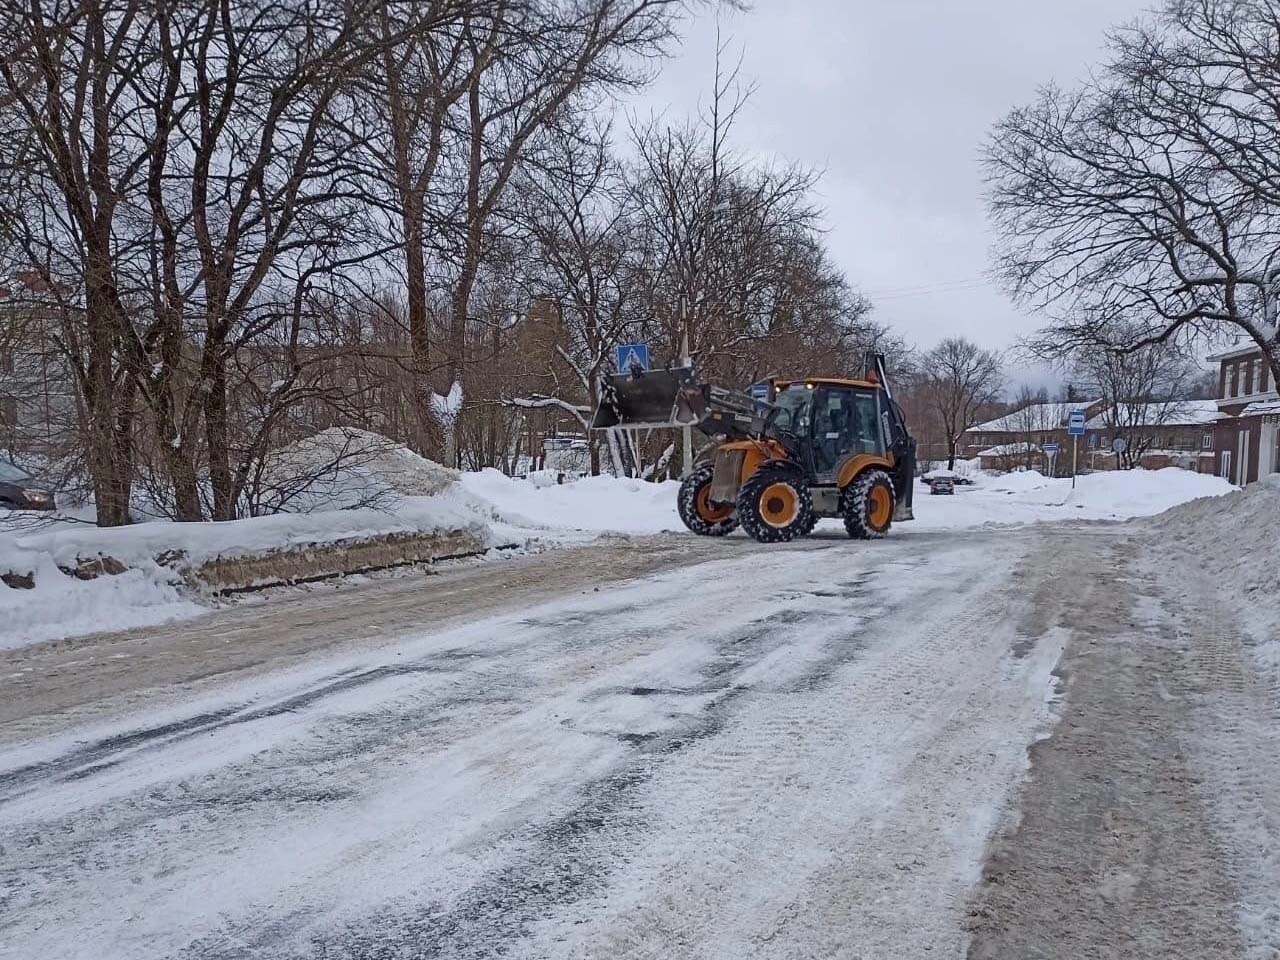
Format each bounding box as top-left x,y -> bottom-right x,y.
186,529 -> 493,596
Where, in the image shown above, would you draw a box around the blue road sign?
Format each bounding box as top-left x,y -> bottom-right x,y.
615,343 -> 650,373
749,381 -> 771,413
1067,410 -> 1087,437
1043,443 -> 1061,456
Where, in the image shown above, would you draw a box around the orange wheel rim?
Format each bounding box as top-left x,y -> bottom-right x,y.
868,486 -> 892,528
760,482 -> 800,528
696,485 -> 733,522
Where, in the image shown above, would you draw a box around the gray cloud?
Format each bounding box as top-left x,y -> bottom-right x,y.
627,0 -> 1152,369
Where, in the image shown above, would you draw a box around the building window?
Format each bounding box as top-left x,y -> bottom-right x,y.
1202,433 -> 1214,451
1262,361 -> 1272,396
0,351 -> 13,375
1229,363 -> 1239,398
0,396 -> 15,428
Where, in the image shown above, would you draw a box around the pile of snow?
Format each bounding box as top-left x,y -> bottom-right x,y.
258,428 -> 458,511
0,539 -> 202,650
0,441 -> 682,649
1144,474 -> 1280,614
460,469 -> 681,537
0,493 -> 494,649
910,468 -> 1235,531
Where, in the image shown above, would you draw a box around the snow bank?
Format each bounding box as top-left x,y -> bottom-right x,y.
0,492 -> 493,649
460,469 -> 682,536
0,454 -> 680,648
258,427 -> 458,511
1144,474 -> 1280,621
0,441 -> 1237,649
911,468 -> 1235,531
0,542 -> 202,649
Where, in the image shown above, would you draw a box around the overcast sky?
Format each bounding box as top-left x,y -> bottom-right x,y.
625,0 -> 1154,382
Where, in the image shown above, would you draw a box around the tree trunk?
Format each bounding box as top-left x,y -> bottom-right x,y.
446,252 -> 479,468
168,446 -> 204,521
204,355 -> 235,520
402,197 -> 440,459
84,285 -> 132,527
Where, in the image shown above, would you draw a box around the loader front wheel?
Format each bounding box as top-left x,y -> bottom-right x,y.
737,468 -> 813,543
842,469 -> 896,540
677,465 -> 738,536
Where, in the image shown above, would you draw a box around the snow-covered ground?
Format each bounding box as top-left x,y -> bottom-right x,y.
0,527 -> 1066,959
0,463 -> 1234,649
0,469 -> 1274,959
910,466 -> 1234,530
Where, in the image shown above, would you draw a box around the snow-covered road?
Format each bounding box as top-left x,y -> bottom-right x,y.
1,526 -> 1073,959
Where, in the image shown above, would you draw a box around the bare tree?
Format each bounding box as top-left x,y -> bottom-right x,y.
987,0 -> 1280,385
918,338 -> 1003,469
997,384 -> 1053,473
0,0 -> 407,522
508,115 -> 639,475
1072,335 -> 1201,468
438,0 -> 683,463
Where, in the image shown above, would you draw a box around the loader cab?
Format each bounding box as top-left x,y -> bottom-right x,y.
767,380 -> 888,481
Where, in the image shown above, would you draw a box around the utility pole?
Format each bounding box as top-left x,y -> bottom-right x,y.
680,296 -> 693,478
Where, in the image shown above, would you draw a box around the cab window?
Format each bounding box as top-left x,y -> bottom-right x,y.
767,385 -> 812,437
812,387 -> 885,473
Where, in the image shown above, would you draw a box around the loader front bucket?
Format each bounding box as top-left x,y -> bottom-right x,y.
591,367 -> 704,430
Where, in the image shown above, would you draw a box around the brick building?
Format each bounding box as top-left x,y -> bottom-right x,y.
1207,344 -> 1280,485
965,399 -> 1105,473
967,397 -> 1226,475
1082,400 -> 1224,473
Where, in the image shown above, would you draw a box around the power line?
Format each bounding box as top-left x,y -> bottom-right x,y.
864,277 -> 995,300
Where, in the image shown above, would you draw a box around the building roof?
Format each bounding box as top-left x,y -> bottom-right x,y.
1242,398 -> 1280,417
1083,400 -> 1225,430
967,400 -> 1101,434
1205,342 -> 1264,363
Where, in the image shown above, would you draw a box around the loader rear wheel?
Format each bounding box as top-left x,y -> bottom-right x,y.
842,469 -> 895,540
677,465 -> 738,536
737,468 -> 813,543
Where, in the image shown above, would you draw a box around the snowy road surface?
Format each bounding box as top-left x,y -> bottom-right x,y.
1,522 -> 1273,958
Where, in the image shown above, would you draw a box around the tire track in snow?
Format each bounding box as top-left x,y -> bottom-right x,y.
0,540 -> 887,960
513,537 -> 1062,960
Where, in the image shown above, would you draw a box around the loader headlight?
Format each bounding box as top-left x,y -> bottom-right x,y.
23,489 -> 50,502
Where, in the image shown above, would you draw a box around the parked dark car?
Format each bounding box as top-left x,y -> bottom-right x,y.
0,461 -> 56,511
929,477 -> 956,495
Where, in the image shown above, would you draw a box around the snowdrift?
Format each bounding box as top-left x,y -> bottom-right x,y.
460,469 -> 681,536
1144,474 -> 1280,615
0,441 -> 1237,649
912,468 -> 1235,531
0,445 -> 685,649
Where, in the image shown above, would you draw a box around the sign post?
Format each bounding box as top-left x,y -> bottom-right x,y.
1042,442 -> 1060,476
1067,410 -> 1087,489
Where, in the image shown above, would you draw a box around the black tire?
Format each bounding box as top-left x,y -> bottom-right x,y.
799,509 -> 819,537
677,465 -> 738,536
737,466 -> 814,543
842,469 -> 896,540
